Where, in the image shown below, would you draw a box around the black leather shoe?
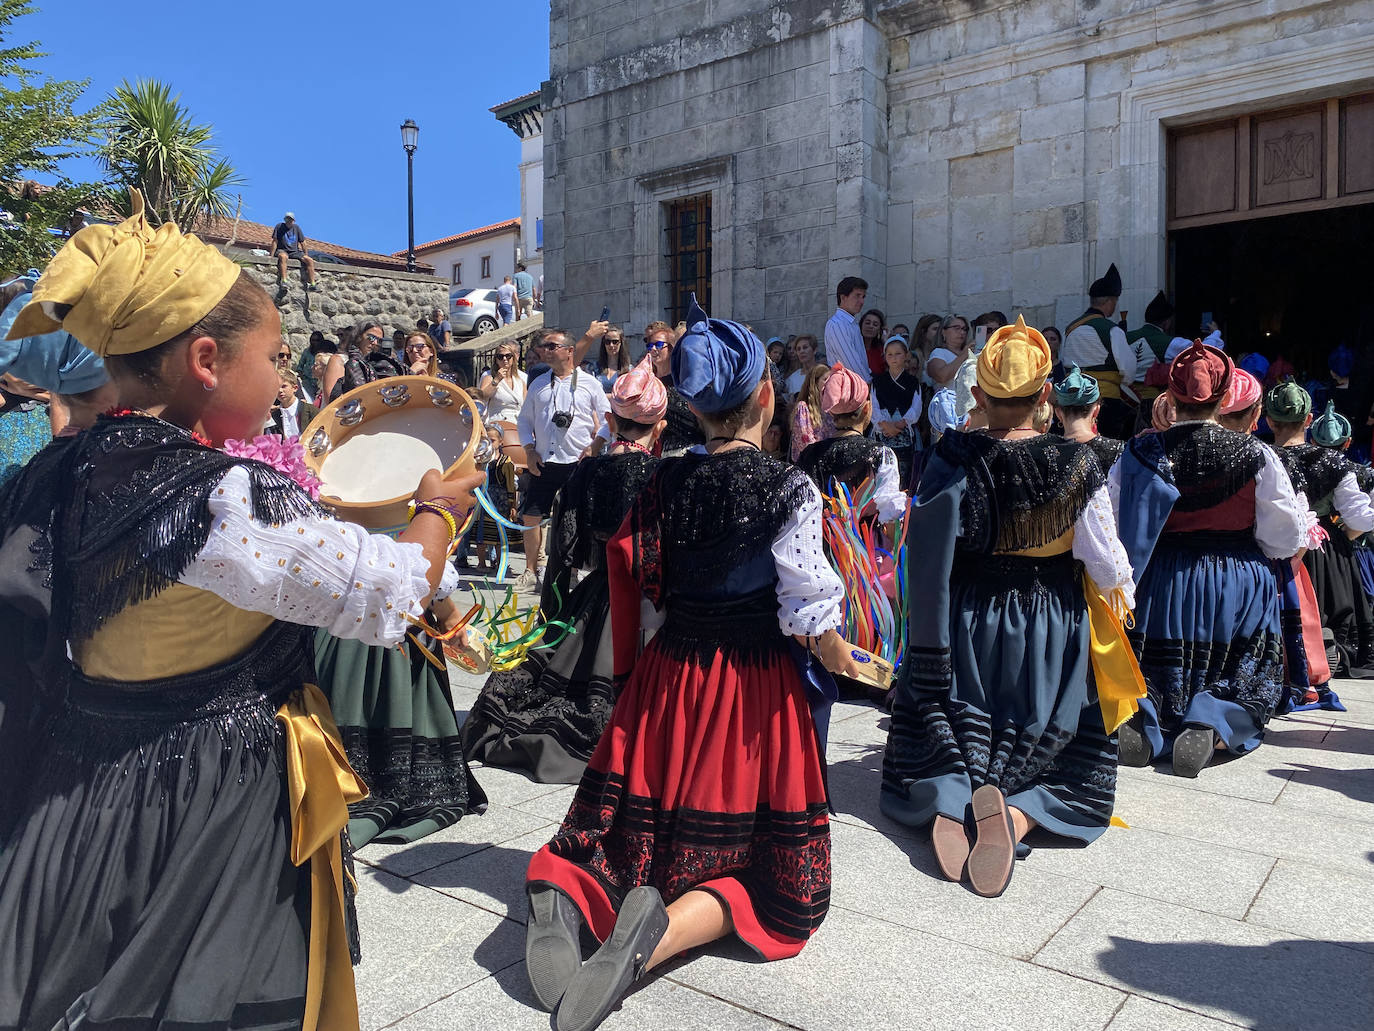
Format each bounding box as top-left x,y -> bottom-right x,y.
555,885 -> 670,1031
1171,725 -> 1216,779
526,883 -> 584,1012
1116,713 -> 1152,767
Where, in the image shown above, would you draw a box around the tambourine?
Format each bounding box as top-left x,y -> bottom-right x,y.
301,375 -> 495,532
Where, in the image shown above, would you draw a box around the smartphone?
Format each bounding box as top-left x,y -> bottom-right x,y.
599,306 -> 610,323
1200,311 -> 1213,331
973,325 -> 988,351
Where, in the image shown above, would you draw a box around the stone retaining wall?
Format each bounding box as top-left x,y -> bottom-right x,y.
238,254 -> 449,359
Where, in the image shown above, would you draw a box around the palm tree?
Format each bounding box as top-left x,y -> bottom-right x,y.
96,79 -> 243,228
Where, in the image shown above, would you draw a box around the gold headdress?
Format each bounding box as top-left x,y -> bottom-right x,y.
975,315 -> 1053,399
4,191 -> 241,358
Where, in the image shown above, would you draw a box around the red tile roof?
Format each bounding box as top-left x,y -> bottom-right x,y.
398,218 -> 521,256
192,213 -> 433,272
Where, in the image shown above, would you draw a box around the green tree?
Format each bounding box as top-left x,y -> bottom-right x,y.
96,78 -> 243,230
0,0 -> 101,275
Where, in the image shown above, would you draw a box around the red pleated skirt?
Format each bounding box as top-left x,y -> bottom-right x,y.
526,638 -> 831,960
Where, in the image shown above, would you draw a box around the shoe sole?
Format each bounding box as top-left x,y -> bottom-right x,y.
526,885 -> 582,1012
967,785 -> 1015,899
1171,727 -> 1214,779
931,815 -> 970,882
1116,719 -> 1152,768
556,886 -> 669,1031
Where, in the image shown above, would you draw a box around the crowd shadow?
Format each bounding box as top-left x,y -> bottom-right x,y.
1269,761 -> 1374,806
1095,935 -> 1374,1031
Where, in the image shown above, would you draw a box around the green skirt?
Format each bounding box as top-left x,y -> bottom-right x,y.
315,629 -> 487,846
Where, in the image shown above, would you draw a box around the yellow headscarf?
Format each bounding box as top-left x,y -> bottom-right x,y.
976,315 -> 1053,399
4,191 -> 241,358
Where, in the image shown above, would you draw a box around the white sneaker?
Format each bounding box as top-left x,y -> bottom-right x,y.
513,567 -> 541,593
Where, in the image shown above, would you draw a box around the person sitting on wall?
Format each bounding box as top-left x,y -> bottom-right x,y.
269,212 -> 320,293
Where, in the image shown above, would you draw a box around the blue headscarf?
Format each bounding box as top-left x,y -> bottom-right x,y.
1237,352 -> 1269,380
671,294 -> 764,414
1051,364 -> 1100,407
1329,344 -> 1355,378
0,280 -> 109,394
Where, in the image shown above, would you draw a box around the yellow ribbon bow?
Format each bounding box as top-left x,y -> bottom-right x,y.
276,683 -> 369,1031
1083,574 -> 1148,734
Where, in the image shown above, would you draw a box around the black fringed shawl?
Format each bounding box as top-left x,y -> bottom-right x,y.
934,431 -> 1105,555
1156,422 -> 1266,512
1273,443 -> 1351,506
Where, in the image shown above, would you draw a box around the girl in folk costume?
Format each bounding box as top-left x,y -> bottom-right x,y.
1263,382 -> 1355,710
462,358 -> 666,782
869,335 -> 924,486
882,317 -> 1139,899
1050,365 -> 1125,470
1217,369 -> 1263,435
1112,344 -> 1308,778
522,297 -> 863,1031
0,197 -> 483,1030
797,362 -> 909,527
1275,393 -> 1374,678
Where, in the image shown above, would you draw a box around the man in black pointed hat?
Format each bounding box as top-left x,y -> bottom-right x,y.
1061,262 -> 1137,439
1124,290 -> 1174,413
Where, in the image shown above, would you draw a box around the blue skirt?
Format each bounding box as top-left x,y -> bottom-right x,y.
882,552 -> 1116,844
1130,533 -> 1283,758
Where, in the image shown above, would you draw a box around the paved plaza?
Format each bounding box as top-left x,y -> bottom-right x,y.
352,667 -> 1374,1031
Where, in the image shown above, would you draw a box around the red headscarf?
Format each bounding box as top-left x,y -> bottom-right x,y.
1168,341 -> 1233,405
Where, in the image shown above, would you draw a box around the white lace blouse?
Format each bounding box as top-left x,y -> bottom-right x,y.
1073,485 -> 1136,611
179,465 -> 459,648
772,480 -> 846,637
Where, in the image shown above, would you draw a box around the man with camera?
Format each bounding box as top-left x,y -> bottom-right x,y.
514,328 -> 610,591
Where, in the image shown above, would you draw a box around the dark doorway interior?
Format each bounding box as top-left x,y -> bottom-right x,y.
1171,203 -> 1374,450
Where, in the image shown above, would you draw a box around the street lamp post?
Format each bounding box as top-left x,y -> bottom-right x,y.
401,119 -> 419,273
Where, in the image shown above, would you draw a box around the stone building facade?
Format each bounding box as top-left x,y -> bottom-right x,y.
543,0 -> 1374,353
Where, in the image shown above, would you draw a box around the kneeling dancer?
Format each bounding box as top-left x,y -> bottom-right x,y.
882,317 -> 1138,898
462,357 -> 666,781
523,298 -> 862,1031
0,197 -> 480,1029
1114,344 -> 1307,777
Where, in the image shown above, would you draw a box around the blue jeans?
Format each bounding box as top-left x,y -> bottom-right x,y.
498,303 -> 515,325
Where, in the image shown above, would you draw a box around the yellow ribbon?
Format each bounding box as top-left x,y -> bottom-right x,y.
276,683 -> 369,1031
1083,574 -> 1147,734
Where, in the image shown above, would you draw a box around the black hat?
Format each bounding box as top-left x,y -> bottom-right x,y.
1088,263 -> 1122,298
1144,290 -> 1173,324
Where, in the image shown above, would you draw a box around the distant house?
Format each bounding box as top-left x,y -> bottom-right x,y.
491,89 -> 544,287
398,218 -> 521,295
194,213 -> 432,273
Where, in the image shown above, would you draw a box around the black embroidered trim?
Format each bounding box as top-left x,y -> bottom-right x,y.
1084,435 -> 1125,471
660,382 -> 705,454
1157,422 -> 1265,512
797,435 -> 886,496
937,432 -> 1104,554
1273,443 -> 1351,505
549,451 -> 658,573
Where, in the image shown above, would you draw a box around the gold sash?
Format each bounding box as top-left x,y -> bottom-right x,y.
1082,575 -> 1146,733
276,683 -> 369,1031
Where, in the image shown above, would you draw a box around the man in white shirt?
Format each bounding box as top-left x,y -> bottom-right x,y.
514,328 -> 610,591
496,276 -> 518,325
1061,263 -> 1137,439
823,275 -> 869,383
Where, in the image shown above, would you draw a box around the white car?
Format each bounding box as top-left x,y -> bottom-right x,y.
449,288 -> 501,336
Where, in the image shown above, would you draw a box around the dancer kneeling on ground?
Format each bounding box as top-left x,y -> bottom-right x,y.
1113,344 -> 1307,778
522,296 -> 863,1031
0,195 -> 483,1030
462,356 -> 666,782
881,316 -> 1139,899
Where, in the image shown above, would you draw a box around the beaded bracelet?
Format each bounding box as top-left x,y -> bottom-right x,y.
408,500 -> 459,547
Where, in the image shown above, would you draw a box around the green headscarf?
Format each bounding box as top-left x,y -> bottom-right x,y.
1311,401 -> 1351,449
1262,380 -> 1311,424
1052,364 -> 1100,407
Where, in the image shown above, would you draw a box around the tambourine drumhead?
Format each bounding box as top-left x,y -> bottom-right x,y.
301,375 -> 487,531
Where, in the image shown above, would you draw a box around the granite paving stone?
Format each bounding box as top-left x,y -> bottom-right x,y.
354,802 -> 555,878
412,826 -> 556,920
1104,995 -> 1248,1031
1034,888 -> 1374,1031
1243,859 -> 1374,952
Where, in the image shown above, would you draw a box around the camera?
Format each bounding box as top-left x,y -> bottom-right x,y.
551,410 -> 573,429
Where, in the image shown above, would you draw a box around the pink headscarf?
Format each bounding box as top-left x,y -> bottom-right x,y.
1220,369 -> 1262,415
610,355 -> 667,422
820,362 -> 868,415
1151,392 -> 1176,432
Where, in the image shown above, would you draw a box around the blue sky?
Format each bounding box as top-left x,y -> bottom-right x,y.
18,0 -> 550,255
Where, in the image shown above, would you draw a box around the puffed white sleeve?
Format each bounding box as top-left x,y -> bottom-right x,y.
1334,470 -> 1374,533
1253,447 -> 1309,559
179,465 -> 450,647
903,390 -> 923,427
873,447 -> 909,523
1107,458 -> 1123,517
772,480 -> 844,636
1073,484 -> 1135,611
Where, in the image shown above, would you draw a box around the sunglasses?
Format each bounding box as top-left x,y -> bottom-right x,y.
496,353 -> 515,360
363,333 -> 383,343
276,351 -> 291,360
605,337 -> 622,344
646,339 -> 671,351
